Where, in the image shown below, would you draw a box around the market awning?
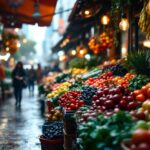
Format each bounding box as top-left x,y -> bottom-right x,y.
0,0 -> 57,27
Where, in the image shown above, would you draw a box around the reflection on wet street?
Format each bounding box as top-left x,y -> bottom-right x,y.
0,88 -> 44,150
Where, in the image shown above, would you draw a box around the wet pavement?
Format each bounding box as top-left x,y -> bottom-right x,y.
0,87 -> 44,150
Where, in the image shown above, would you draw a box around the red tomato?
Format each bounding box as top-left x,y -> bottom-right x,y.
141,86 -> 148,96
70,103 -> 76,110
134,90 -> 142,96
136,94 -> 146,102
132,129 -> 150,145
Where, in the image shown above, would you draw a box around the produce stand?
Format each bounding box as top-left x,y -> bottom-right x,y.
38,0 -> 150,149
39,50 -> 150,150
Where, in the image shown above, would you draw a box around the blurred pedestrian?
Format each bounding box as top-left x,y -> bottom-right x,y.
51,63 -> 61,72
28,65 -> 36,96
12,61 -> 26,107
36,63 -> 43,84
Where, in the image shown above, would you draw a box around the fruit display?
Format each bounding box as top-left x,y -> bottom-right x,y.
131,129 -> 150,150
58,90 -> 85,111
88,32 -> 113,54
128,75 -> 150,91
42,55 -> 150,149
47,82 -> 71,99
80,86 -> 97,105
139,2 -> 150,39
133,83 -> 150,102
42,121 -> 63,139
92,86 -> 137,112
112,73 -> 135,87
71,68 -> 87,76
46,109 -> 63,121
85,72 -> 114,88
135,100 -> 150,121
103,63 -> 128,76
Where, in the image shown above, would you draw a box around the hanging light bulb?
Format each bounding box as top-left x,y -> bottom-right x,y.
146,0 -> 150,15
119,13 -> 129,31
101,15 -> 110,25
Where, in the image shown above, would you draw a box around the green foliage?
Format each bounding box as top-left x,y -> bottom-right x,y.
77,111 -> 134,150
125,50 -> 150,76
69,58 -> 87,69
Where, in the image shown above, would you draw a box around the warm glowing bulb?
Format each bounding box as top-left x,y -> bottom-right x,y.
146,0 -> 150,15
79,49 -> 84,55
71,50 -> 76,56
143,40 -> 150,48
84,10 -> 90,15
101,15 -> 110,25
119,18 -> 129,31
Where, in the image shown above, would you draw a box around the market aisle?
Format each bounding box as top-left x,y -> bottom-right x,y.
0,87 -> 44,150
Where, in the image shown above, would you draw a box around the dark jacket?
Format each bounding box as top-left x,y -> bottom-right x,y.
12,68 -> 26,88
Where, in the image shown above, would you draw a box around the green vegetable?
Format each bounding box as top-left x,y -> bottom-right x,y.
77,111 -> 134,150
128,74 -> 150,91
133,120 -> 150,130
55,73 -> 72,83
69,58 -> 87,69
82,68 -> 102,80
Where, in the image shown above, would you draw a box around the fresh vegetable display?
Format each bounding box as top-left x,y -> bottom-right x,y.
55,72 -> 72,83
77,111 -> 134,150
81,68 -> 102,80
42,54 -> 150,149
85,72 -> 114,88
128,75 -> 150,91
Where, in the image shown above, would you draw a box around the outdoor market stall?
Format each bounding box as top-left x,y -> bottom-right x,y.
38,0 -> 150,150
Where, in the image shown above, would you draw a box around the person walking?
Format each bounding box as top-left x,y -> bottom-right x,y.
28,65 -> 36,96
12,61 -> 26,107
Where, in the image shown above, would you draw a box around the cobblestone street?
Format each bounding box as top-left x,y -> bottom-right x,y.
0,88 -> 44,150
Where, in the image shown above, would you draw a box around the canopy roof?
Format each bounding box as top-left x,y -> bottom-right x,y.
0,0 -> 57,27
